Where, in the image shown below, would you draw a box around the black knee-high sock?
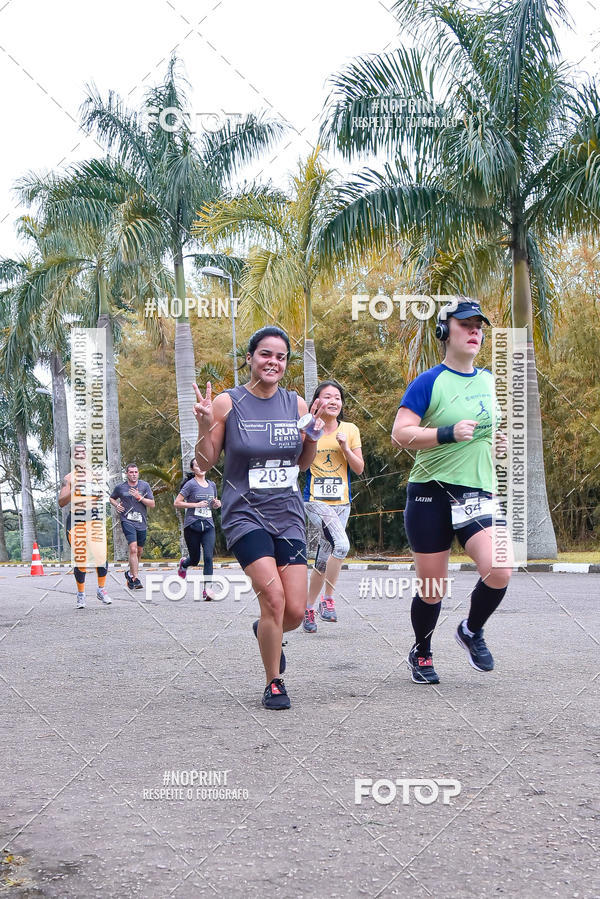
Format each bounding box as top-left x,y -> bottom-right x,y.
411,595 -> 442,655
466,579 -> 507,633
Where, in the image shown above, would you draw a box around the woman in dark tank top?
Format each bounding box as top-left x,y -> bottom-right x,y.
193,326 -> 326,711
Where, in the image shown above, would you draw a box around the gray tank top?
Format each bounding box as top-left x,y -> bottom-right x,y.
180,478 -> 217,529
221,384 -> 305,549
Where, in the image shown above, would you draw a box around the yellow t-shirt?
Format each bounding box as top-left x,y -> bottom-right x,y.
304,422 -> 361,505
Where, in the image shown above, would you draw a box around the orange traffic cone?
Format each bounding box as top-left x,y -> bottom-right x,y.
30,542 -> 44,576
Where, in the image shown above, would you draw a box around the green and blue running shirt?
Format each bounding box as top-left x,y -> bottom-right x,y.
399,364 -> 500,492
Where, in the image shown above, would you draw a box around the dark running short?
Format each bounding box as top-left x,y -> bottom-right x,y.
404,481 -> 506,554
121,520 -> 147,547
231,529 -> 307,569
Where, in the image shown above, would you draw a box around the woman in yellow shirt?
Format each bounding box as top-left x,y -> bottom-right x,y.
302,380 -> 364,632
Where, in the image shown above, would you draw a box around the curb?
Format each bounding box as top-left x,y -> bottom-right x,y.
2,562 -> 599,573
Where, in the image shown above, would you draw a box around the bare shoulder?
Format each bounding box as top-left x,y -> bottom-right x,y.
297,395 -> 308,417
212,392 -> 233,421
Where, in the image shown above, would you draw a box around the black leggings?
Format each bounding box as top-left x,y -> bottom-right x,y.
74,565 -> 108,584
182,524 -> 215,575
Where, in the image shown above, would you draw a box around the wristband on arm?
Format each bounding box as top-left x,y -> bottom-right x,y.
437,425 -> 456,445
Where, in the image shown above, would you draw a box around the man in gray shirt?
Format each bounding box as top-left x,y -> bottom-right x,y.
109,463 -> 155,589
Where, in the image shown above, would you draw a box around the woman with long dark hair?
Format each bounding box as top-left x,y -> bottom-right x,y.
192,326 -> 326,710
302,380 -> 363,632
174,459 -> 221,600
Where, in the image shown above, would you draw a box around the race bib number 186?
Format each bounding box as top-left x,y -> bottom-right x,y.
313,477 -> 344,500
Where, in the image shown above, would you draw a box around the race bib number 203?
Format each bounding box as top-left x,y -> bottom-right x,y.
248,459 -> 299,492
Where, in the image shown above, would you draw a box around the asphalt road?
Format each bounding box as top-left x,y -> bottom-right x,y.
1,565 -> 598,898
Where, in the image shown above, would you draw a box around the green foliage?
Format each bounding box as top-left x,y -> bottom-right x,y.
536,242 -> 600,547
196,149 -> 363,344
320,0 -> 600,344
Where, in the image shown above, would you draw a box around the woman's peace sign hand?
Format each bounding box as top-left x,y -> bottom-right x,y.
193,382 -> 213,428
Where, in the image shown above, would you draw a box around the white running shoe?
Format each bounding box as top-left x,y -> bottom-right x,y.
96,586 -> 112,605
76,593 -> 86,609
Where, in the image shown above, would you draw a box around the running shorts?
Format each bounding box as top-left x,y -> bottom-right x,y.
231,529 -> 307,569
404,481 -> 507,553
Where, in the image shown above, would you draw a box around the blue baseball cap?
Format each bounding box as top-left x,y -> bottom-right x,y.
439,299 -> 491,326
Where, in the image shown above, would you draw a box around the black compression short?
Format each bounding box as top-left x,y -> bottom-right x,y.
231,529 -> 307,569
404,481 -> 506,554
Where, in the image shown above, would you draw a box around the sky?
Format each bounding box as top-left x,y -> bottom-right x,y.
0,0 -> 599,259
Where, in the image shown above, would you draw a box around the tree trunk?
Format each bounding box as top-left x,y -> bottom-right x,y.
303,287 -> 318,402
303,290 -> 321,556
50,352 -> 70,480
174,250 -> 198,470
97,273 -> 128,562
0,489 -> 9,562
50,351 -> 70,560
512,249 -> 558,559
16,425 -> 37,561
13,494 -> 22,559
303,339 -> 319,406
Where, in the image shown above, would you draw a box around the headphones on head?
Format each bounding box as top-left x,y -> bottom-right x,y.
435,303 -> 486,344
435,313 -> 451,341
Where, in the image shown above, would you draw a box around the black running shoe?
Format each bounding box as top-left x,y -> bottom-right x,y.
125,570 -> 135,590
252,619 -> 286,674
407,647 -> 440,684
132,577 -> 143,590
262,678 -> 290,710
455,620 -> 494,671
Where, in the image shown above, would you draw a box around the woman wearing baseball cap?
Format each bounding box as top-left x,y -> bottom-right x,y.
392,298 -> 513,684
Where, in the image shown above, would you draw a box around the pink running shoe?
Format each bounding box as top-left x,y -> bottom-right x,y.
177,557 -> 187,579
302,608 -> 317,633
317,596 -> 337,622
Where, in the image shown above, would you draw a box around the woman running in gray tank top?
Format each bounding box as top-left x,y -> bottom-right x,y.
193,326 -> 326,710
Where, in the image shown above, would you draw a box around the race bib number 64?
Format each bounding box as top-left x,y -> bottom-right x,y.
451,495 -> 501,529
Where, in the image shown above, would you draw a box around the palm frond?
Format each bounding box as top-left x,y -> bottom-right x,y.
199,114 -> 285,183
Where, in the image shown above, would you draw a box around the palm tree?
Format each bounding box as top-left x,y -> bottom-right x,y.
79,55 -> 284,468
195,148 -> 342,400
1,218 -> 74,495
320,0 -> 600,558
0,307 -> 53,561
16,162 -> 172,559
0,392 -> 47,562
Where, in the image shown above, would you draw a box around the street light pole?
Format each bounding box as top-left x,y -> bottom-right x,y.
227,272 -> 239,387
199,266 -> 239,387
